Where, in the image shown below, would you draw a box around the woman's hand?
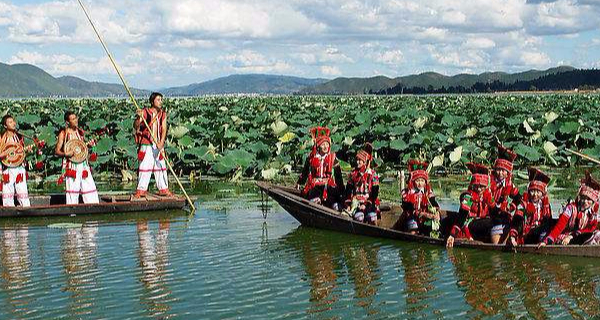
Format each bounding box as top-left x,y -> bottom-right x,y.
561,235 -> 573,245
446,235 -> 455,248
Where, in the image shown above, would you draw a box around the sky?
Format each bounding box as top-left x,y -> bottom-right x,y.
1,0 -> 600,89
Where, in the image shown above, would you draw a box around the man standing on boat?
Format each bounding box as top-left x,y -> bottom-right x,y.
490,145 -> 521,244
133,92 -> 172,198
0,115 -> 32,207
55,111 -> 99,204
507,168 -> 552,246
446,163 -> 494,248
343,143 -> 380,225
296,127 -> 344,210
400,159 -> 440,237
540,172 -> 600,246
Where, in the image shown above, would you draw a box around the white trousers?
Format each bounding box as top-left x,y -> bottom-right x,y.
2,166 -> 30,207
66,161 -> 99,204
137,144 -> 168,192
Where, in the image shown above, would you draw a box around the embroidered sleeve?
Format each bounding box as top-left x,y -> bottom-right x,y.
460,194 -> 473,212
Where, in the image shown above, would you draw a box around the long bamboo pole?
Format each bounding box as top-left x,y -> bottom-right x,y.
566,148 -> 600,165
75,0 -> 196,213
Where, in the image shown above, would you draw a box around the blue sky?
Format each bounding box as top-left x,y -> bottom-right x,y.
1,0 -> 600,89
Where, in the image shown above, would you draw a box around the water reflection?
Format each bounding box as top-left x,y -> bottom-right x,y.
0,227 -> 31,316
282,228 -> 383,316
136,219 -> 174,319
543,260 -> 600,318
400,247 -> 441,317
511,257 -> 550,320
448,250 -> 512,317
343,246 -> 380,315
61,222 -> 99,317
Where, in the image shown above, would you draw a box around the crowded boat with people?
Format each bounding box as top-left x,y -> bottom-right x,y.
287,125 -> 600,251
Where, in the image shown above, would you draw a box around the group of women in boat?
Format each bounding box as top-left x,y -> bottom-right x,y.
0,92 -> 173,207
296,126 -> 600,248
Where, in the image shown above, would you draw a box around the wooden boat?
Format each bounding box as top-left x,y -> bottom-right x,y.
257,182 -> 600,258
0,193 -> 188,218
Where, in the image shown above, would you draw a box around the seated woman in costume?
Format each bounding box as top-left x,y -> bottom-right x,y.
343,143 -> 380,225
540,172 -> 600,246
507,168 -> 552,246
400,160 -> 440,237
446,163 -> 494,248
296,127 -> 344,210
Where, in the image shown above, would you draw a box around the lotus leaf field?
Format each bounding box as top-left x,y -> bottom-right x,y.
1,94 -> 599,181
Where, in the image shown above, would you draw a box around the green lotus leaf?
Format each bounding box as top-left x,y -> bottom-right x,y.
86,119 -> 107,131
514,144 -> 541,161
559,121 -> 579,134
178,136 -> 194,147
389,139 -> 408,151
19,113 -> 41,125
95,137 -> 115,155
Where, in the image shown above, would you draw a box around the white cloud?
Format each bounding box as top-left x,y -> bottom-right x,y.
374,50 -> 404,65
156,0 -> 325,39
7,50 -> 126,75
463,37 -> 496,49
290,45 -> 354,65
321,65 -> 341,76
0,0 -> 598,86
526,0 -> 600,35
518,51 -> 552,66
218,50 -> 293,73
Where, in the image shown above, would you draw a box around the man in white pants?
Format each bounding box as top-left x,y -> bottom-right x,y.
0,115 -> 31,207
133,92 -> 172,198
55,111 -> 99,204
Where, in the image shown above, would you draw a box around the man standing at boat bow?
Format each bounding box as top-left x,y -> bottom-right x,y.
133,92 -> 172,198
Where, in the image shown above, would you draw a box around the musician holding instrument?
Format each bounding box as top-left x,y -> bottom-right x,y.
0,115 -> 32,207
55,111 -> 99,204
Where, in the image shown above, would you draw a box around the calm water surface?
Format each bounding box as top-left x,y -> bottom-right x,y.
0,178 -> 599,319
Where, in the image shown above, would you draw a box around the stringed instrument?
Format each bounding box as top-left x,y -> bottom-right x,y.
64,139 -> 88,163
0,133 -> 44,168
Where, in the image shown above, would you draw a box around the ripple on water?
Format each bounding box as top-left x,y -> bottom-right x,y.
1,188 -> 600,319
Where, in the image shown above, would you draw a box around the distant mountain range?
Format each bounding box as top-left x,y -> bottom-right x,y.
300,66 -> 577,94
163,74 -> 327,95
0,63 -> 149,98
1,62 -> 599,98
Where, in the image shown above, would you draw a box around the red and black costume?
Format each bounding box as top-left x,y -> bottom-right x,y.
543,173 -> 600,245
445,163 -> 494,242
297,127 -> 344,209
344,144 -> 380,224
490,145 -> 521,238
401,160 -> 440,235
508,168 -> 552,244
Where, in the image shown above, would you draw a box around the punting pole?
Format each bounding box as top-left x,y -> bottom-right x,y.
566,148 -> 600,166
75,0 -> 196,213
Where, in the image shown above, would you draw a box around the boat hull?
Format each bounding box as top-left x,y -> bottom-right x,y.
0,194 -> 187,218
257,182 -> 600,258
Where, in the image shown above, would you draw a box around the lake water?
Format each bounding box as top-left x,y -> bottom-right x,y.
0,177 -> 599,319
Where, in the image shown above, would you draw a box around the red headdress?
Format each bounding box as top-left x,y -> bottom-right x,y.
309,127 -> 331,154
356,143 -> 373,165
579,172 -> 600,203
408,159 -> 429,183
527,167 -> 550,194
466,162 -> 490,188
494,145 -> 517,173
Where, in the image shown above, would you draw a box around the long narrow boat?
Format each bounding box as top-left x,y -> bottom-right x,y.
0,193 -> 187,218
257,182 -> 600,258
